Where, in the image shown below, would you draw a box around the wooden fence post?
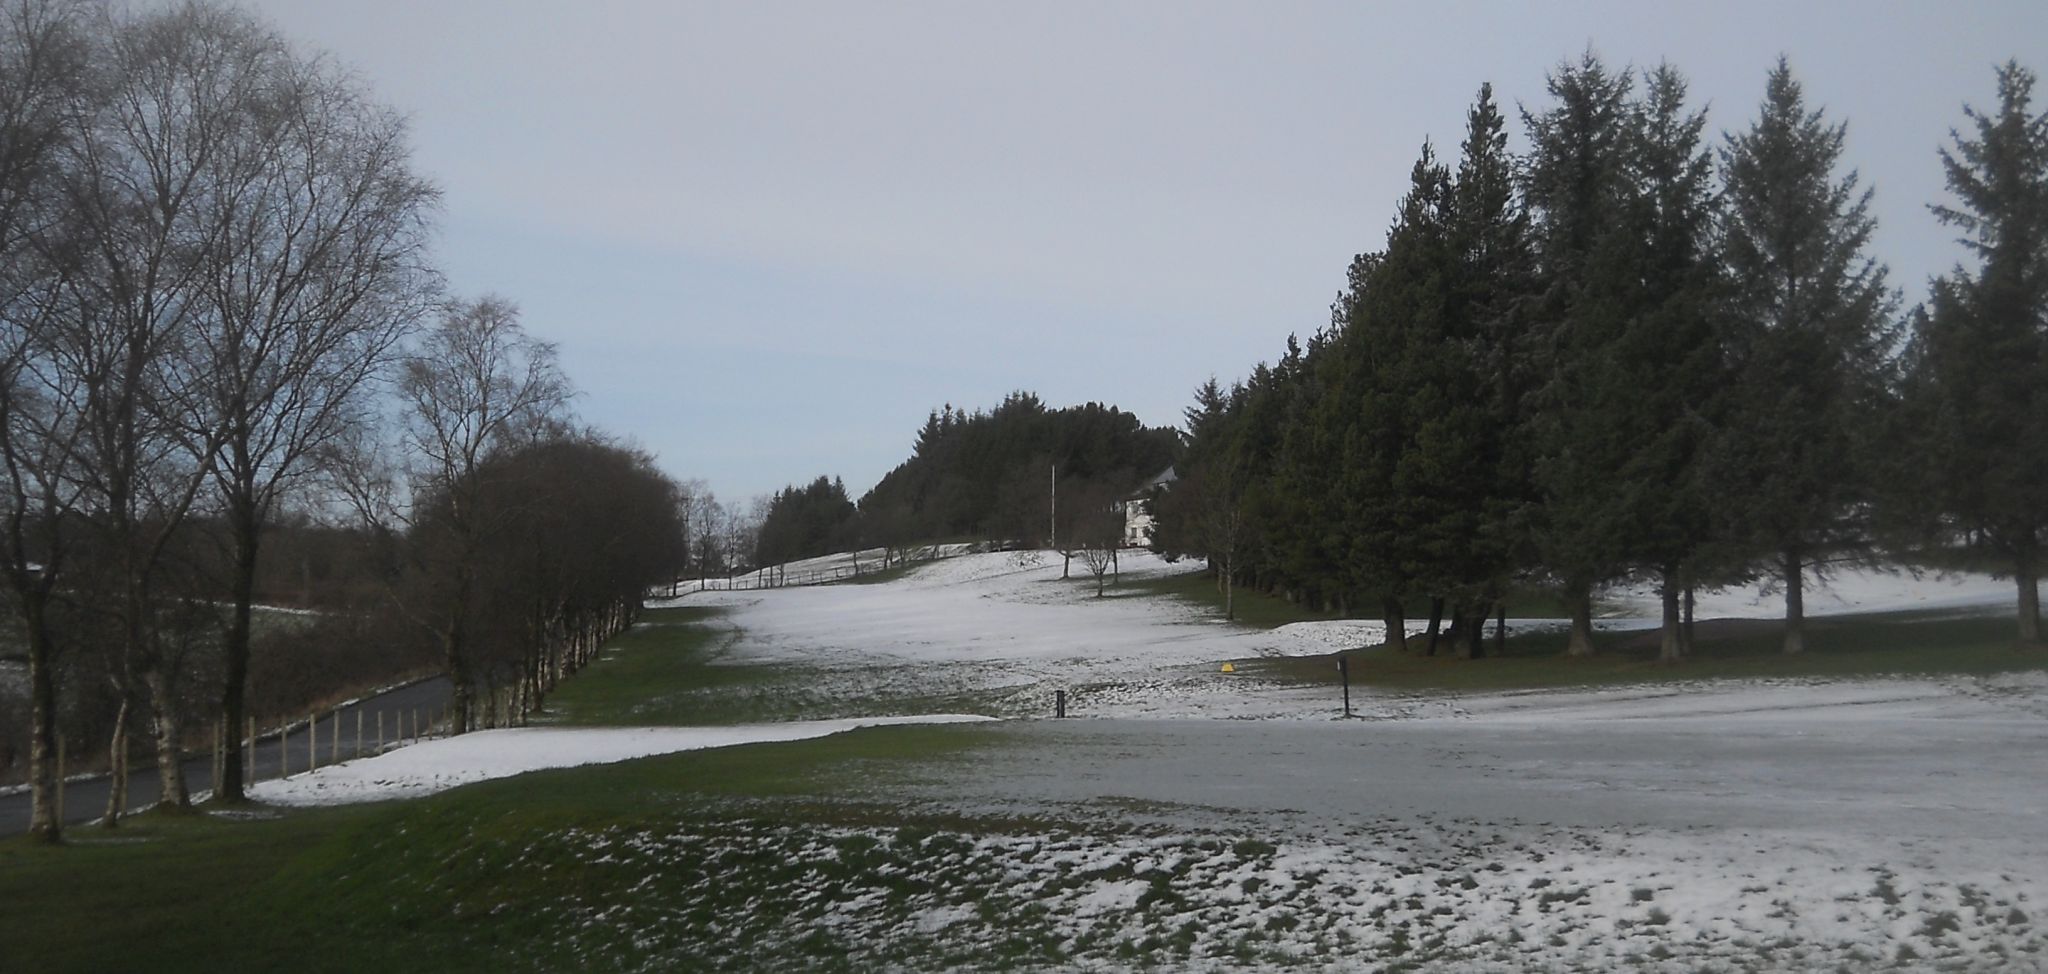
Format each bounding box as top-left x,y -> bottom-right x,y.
246,716 -> 255,782
1338,656 -> 1352,719
308,715 -> 317,772
356,709 -> 363,759
377,711 -> 384,750
331,712 -> 339,764
55,738 -> 64,824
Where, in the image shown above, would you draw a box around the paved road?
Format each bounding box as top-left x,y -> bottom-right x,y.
1,676 -> 450,836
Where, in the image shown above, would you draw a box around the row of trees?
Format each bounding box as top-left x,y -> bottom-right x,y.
1157,55 -> 2046,657
752,476 -> 859,570
858,392 -> 1179,550
739,394 -> 1180,582
0,1 -> 692,843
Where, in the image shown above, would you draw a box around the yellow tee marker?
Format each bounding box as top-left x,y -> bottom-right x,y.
1220,662 -> 1236,673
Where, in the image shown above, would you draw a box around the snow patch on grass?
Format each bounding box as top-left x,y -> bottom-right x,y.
473,812 -> 2043,971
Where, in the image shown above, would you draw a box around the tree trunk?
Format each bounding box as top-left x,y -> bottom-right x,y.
146,664 -> 189,809
1682,580 -> 1697,657
1424,597 -> 1445,656
1564,585 -> 1595,657
2015,549 -> 2040,647
24,602 -> 60,843
1382,597 -> 1407,653
1658,566 -> 1682,663
1223,558 -> 1235,622
1455,609 -> 1485,660
1782,550 -> 1805,655
1494,601 -> 1506,657
104,699 -> 130,827
216,501 -> 260,803
1062,550 -> 1071,579
445,630 -> 472,736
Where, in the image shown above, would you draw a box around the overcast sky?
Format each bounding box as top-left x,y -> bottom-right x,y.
240,0 -> 2045,502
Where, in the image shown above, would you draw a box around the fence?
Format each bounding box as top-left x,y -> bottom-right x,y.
663,544 -> 961,596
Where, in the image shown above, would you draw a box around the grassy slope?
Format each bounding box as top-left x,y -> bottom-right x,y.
541,603 -> 994,726
0,724 -> 1000,973
536,605 -> 779,725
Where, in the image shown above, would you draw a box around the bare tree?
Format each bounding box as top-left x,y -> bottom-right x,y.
393,297 -> 569,733
181,12 -> 437,802
0,0 -> 94,840
50,1 -> 320,810
1069,484 -> 1125,598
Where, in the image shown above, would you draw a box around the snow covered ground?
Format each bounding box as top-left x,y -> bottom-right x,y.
642,550 -> 2044,969
660,548 -> 2030,721
1603,564 -> 2017,620
241,548 -> 2043,969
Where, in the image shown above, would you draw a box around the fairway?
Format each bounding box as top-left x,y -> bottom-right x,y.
9,552 -> 2045,971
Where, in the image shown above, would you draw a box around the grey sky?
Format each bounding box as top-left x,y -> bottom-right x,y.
243,0 -> 2046,501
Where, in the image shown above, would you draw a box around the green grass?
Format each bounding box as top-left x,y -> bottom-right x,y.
538,604 -> 1002,724
536,605 -> 784,726
0,723 -> 1004,973
1243,609 -> 2045,692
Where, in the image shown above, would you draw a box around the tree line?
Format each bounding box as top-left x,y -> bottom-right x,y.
0,0 -> 690,843
1155,54 -> 2047,658
743,392 -> 1180,581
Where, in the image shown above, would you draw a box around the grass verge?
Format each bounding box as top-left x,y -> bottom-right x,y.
0,723 -> 1004,974
539,604 -> 1001,725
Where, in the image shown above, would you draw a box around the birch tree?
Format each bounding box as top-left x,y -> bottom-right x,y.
396,297 -> 568,733
182,9 -> 437,803
0,0 -> 92,842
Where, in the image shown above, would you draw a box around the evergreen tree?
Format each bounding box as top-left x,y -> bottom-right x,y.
1530,62 -> 1730,661
1718,58 -> 1899,654
755,475 -> 859,569
1521,52 -> 1641,656
860,393 -> 1180,544
1908,60 -> 2048,646
1613,65 -> 1731,661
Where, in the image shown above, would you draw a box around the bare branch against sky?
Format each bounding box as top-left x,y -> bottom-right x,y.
235,0 -> 2047,498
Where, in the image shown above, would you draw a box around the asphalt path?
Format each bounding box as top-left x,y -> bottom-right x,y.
1,676 -> 450,836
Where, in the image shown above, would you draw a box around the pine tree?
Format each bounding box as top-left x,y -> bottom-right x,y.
1718,58 -> 1899,654
1909,60 -> 2048,646
1521,53 -> 1641,656
1614,65 -> 1730,662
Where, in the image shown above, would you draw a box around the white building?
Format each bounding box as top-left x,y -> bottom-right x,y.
1119,466 -> 1178,548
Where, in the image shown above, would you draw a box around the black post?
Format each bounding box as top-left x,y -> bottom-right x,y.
1055,689 -> 1067,719
1338,656 -> 1351,718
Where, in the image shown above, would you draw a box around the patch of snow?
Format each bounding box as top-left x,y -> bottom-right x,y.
1603,564 -> 2016,619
